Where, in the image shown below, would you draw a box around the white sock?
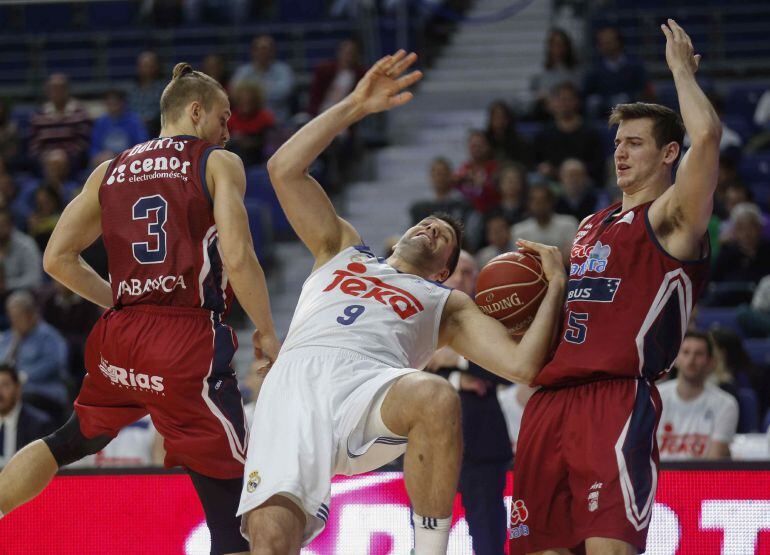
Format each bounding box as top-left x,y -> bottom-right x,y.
412,512 -> 451,555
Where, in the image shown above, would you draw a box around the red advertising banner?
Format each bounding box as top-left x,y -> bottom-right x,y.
0,470 -> 769,554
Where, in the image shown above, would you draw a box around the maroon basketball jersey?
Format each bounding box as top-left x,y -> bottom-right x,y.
99,135 -> 232,313
534,201 -> 709,388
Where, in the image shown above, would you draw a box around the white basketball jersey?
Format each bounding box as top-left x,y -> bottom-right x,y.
280,246 -> 452,369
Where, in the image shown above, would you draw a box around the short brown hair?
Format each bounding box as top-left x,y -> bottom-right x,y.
159,62 -> 226,127
431,212 -> 464,280
608,102 -> 685,151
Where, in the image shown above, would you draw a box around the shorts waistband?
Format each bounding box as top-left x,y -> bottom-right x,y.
538,375 -> 646,391
279,345 -> 393,365
112,304 -> 220,319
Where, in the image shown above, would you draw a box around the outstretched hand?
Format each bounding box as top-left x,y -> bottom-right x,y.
348,50 -> 423,115
661,19 -> 700,75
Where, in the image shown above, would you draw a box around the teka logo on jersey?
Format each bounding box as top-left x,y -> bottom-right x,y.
99,356 -> 165,394
571,241 -> 611,277
118,275 -> 188,297
509,499 -> 530,539
323,262 -> 424,320
658,423 -> 709,458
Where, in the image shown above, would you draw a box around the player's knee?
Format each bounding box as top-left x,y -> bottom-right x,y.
418,376 -> 461,427
43,413 -> 111,467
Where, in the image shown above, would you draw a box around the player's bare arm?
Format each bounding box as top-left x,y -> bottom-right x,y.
267,50 -> 423,268
208,149 -> 279,361
43,160 -> 114,308
439,241 -> 566,385
705,441 -> 730,459
650,19 -> 721,259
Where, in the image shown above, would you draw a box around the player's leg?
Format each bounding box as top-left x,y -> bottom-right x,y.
0,413 -> 112,516
187,469 -> 250,555
380,372 -> 462,554
584,538 -> 636,555
244,495 -> 306,555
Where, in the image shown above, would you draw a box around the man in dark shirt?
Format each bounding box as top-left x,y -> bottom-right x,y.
533,82 -> 605,185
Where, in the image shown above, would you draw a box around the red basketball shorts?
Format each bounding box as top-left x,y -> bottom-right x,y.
74,305 -> 247,479
509,378 -> 662,554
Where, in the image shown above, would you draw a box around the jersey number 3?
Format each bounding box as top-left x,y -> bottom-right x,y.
132,195 -> 168,264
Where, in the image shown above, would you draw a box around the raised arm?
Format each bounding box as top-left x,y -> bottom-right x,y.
43,161 -> 113,308
208,149 -> 279,362
439,241 -> 567,384
267,50 -> 423,267
652,20 -> 721,255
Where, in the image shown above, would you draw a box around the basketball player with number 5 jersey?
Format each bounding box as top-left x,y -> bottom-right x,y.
238,50 -> 566,555
0,64 -> 279,554
510,21 -> 717,555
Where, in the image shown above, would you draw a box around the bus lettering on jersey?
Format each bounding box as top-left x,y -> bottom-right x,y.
323,262 -> 424,320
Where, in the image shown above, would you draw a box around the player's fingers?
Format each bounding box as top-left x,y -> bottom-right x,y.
516,238 -> 546,253
660,23 -> 673,41
384,50 -> 407,76
390,51 -> 418,77
372,55 -> 393,75
396,70 -> 423,90
388,91 -> 414,109
669,19 -> 686,42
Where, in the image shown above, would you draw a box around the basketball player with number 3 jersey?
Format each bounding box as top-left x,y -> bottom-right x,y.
0,64 -> 279,554
510,21 -> 717,555
238,50 -> 566,555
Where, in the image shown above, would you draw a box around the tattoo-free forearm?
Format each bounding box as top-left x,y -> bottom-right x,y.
225,254 -> 276,338
673,69 -> 721,142
510,279 -> 566,383
46,255 -> 113,308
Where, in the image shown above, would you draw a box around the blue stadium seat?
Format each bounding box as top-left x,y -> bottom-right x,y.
725,85 -> 766,122
23,3 -> 73,32
743,338 -> 770,366
695,307 -> 742,334
763,408 -> 770,433
245,166 -> 291,236
736,387 -> 760,433
749,181 -> 770,209
722,115 -> 755,142
86,1 -> 138,28
740,153 -> 770,183
243,198 -> 273,263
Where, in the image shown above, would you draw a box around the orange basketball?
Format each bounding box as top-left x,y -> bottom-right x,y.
474,251 -> 548,336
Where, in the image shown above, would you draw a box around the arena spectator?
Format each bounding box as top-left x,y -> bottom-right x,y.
533,82 -> 605,185
26,186 -> 63,251
746,89 -> 770,153
409,157 -> 472,226
39,280 -> 101,389
512,184 -> 578,264
0,173 -> 31,230
530,29 -> 582,120
710,327 -> 770,418
584,25 -> 650,117
554,158 -> 598,220
496,163 -> 529,225
28,73 -> 91,174
231,35 -> 296,123
455,130 -> 500,213
89,89 -> 148,167
308,38 -> 366,117
476,214 -> 514,267
496,383 -> 537,455
427,251 -> 511,555
484,100 -> 534,167
0,291 -> 68,424
201,53 -> 230,88
127,51 -> 165,137
658,331 -> 739,460
712,203 -> 770,285
0,209 -> 42,293
0,99 -> 20,170
737,275 -> 770,338
228,81 -> 276,166
29,148 -> 80,205
0,363 -> 54,468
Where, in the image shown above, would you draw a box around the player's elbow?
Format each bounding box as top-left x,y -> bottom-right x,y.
220,244 -> 254,275
507,362 -> 538,386
266,154 -> 297,184
42,246 -> 65,279
690,121 -> 722,147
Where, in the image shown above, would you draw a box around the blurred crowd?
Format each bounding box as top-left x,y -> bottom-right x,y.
1,21 -> 770,471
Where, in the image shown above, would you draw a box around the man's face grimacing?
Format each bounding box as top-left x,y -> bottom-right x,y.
676,337 -> 712,385
614,118 -> 678,192
395,217 -> 457,282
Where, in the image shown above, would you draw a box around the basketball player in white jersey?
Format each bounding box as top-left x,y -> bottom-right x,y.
238,51 -> 567,554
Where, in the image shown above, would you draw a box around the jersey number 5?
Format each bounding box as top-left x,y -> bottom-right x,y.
132,195 -> 168,264
564,311 -> 589,344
